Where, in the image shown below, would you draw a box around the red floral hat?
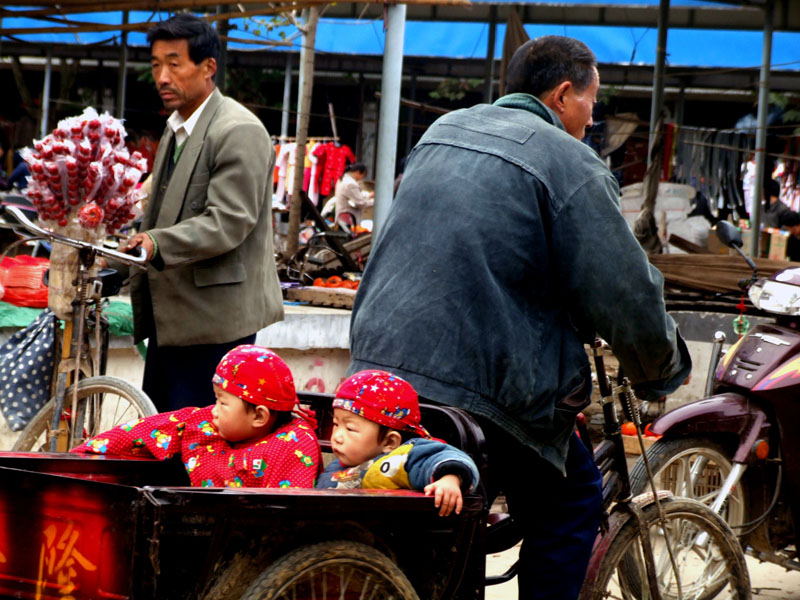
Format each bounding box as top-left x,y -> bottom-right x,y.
333,370 -> 430,438
212,345 -> 297,411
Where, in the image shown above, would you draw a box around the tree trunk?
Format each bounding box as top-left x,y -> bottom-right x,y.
286,7 -> 319,259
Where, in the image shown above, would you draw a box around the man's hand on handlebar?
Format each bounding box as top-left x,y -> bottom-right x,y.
121,233 -> 155,261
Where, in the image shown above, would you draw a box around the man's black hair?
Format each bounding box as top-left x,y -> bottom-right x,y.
780,211 -> 800,228
147,13 -> 220,65
505,35 -> 597,98
345,162 -> 367,175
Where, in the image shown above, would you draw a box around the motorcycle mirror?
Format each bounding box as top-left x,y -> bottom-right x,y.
714,221 -> 743,248
714,220 -> 758,282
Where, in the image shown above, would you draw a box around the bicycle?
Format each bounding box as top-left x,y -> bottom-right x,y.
0,205 -> 157,452
220,339 -> 752,599
483,338 -> 751,600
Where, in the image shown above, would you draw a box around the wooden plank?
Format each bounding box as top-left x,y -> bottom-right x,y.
287,286 -> 356,308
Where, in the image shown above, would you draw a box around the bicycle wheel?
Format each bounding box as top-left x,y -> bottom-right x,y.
584,496 -> 750,600
240,540 -> 420,600
11,376 -> 157,452
629,437 -> 747,529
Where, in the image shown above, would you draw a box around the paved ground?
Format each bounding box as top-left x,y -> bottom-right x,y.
486,545 -> 800,599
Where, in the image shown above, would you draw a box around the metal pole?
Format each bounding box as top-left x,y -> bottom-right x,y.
40,47 -> 52,138
116,11 -> 129,119
280,52 -> 292,138
675,86 -> 685,128
749,0 -> 774,259
648,0 -> 669,166
483,6 -> 497,104
216,5 -> 228,92
405,72 -> 416,157
373,3 -> 406,239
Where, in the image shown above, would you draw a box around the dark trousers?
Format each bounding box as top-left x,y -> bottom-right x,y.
142,331 -> 256,412
475,416 -> 603,600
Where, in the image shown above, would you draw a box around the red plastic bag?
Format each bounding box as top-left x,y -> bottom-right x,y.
0,255 -> 49,308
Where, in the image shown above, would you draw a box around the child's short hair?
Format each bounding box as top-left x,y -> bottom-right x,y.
333,370 -> 430,439
213,345 -> 298,412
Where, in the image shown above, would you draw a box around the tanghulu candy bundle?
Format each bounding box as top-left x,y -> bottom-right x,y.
22,107 -> 146,236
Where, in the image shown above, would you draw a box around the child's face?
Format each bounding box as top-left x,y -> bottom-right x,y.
212,385 -> 266,443
331,408 -> 390,467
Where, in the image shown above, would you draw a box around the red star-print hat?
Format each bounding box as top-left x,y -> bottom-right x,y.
333,370 -> 430,438
212,345 -> 298,411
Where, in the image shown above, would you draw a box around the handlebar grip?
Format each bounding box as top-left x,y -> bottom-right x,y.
1,205 -> 148,266
126,245 -> 148,262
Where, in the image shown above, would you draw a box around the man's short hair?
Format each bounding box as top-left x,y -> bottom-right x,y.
780,211 -> 800,228
505,35 -> 597,98
147,13 -> 220,65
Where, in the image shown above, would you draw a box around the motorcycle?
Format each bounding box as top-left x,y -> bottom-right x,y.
630,220 -> 800,572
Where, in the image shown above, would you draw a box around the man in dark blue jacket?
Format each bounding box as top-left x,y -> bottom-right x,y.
349,35 -> 691,599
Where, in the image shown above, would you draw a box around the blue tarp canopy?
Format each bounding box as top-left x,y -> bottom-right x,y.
1,1 -> 798,71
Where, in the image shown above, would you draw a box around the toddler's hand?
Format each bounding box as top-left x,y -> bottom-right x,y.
424,474 -> 463,517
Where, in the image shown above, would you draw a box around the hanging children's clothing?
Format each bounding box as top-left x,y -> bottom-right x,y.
302,140 -> 322,206
274,142 -> 297,203
314,142 -> 356,197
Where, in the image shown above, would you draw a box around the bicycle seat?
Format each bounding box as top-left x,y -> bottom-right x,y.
43,267 -> 125,298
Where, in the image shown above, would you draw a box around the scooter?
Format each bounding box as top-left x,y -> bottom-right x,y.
630,220 -> 800,572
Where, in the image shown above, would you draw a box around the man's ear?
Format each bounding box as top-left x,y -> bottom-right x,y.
205,56 -> 217,80
381,430 -> 403,453
543,80 -> 572,114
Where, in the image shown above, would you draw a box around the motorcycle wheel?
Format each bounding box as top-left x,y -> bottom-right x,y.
629,437 -> 748,530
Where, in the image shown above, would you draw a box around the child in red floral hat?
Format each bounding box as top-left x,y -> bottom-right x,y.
316,370 -> 479,516
72,345 -> 320,489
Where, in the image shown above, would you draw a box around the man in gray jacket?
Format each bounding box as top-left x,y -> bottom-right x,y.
349,36 -> 691,599
122,14 -> 283,411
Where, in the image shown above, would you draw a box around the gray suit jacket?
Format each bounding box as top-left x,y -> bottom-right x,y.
131,88 -> 283,346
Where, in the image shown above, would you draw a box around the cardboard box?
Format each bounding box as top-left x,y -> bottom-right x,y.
740,228 -> 772,259
622,434 -> 658,455
707,232 -> 732,255
768,229 -> 789,261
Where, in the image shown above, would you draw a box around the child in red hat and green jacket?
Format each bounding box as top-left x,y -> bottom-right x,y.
316,370 -> 479,516
72,345 -> 320,489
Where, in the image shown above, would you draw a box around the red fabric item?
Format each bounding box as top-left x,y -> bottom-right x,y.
71,405 -> 321,488
661,123 -> 675,181
273,142 -> 281,185
333,370 -> 430,438
212,345 -> 298,411
0,256 -> 49,308
313,142 -> 356,196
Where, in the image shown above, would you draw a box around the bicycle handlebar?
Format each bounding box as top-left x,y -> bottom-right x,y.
0,205 -> 148,266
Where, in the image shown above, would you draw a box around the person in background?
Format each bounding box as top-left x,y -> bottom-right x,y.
762,175 -> 788,228
778,211 -> 800,262
0,148 -> 30,192
347,35 -> 691,600
333,163 -> 374,226
120,14 -> 283,412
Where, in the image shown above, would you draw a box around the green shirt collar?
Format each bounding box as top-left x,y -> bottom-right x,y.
493,93 -> 566,133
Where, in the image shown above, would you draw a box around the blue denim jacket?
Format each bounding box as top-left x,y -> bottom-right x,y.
349,94 -> 691,473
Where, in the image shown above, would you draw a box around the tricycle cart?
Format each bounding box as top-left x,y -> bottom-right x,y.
0,393 -> 487,600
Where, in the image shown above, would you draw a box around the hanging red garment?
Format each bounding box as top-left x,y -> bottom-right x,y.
273,142 -> 281,185
661,123 -> 675,181
314,142 -> 356,196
